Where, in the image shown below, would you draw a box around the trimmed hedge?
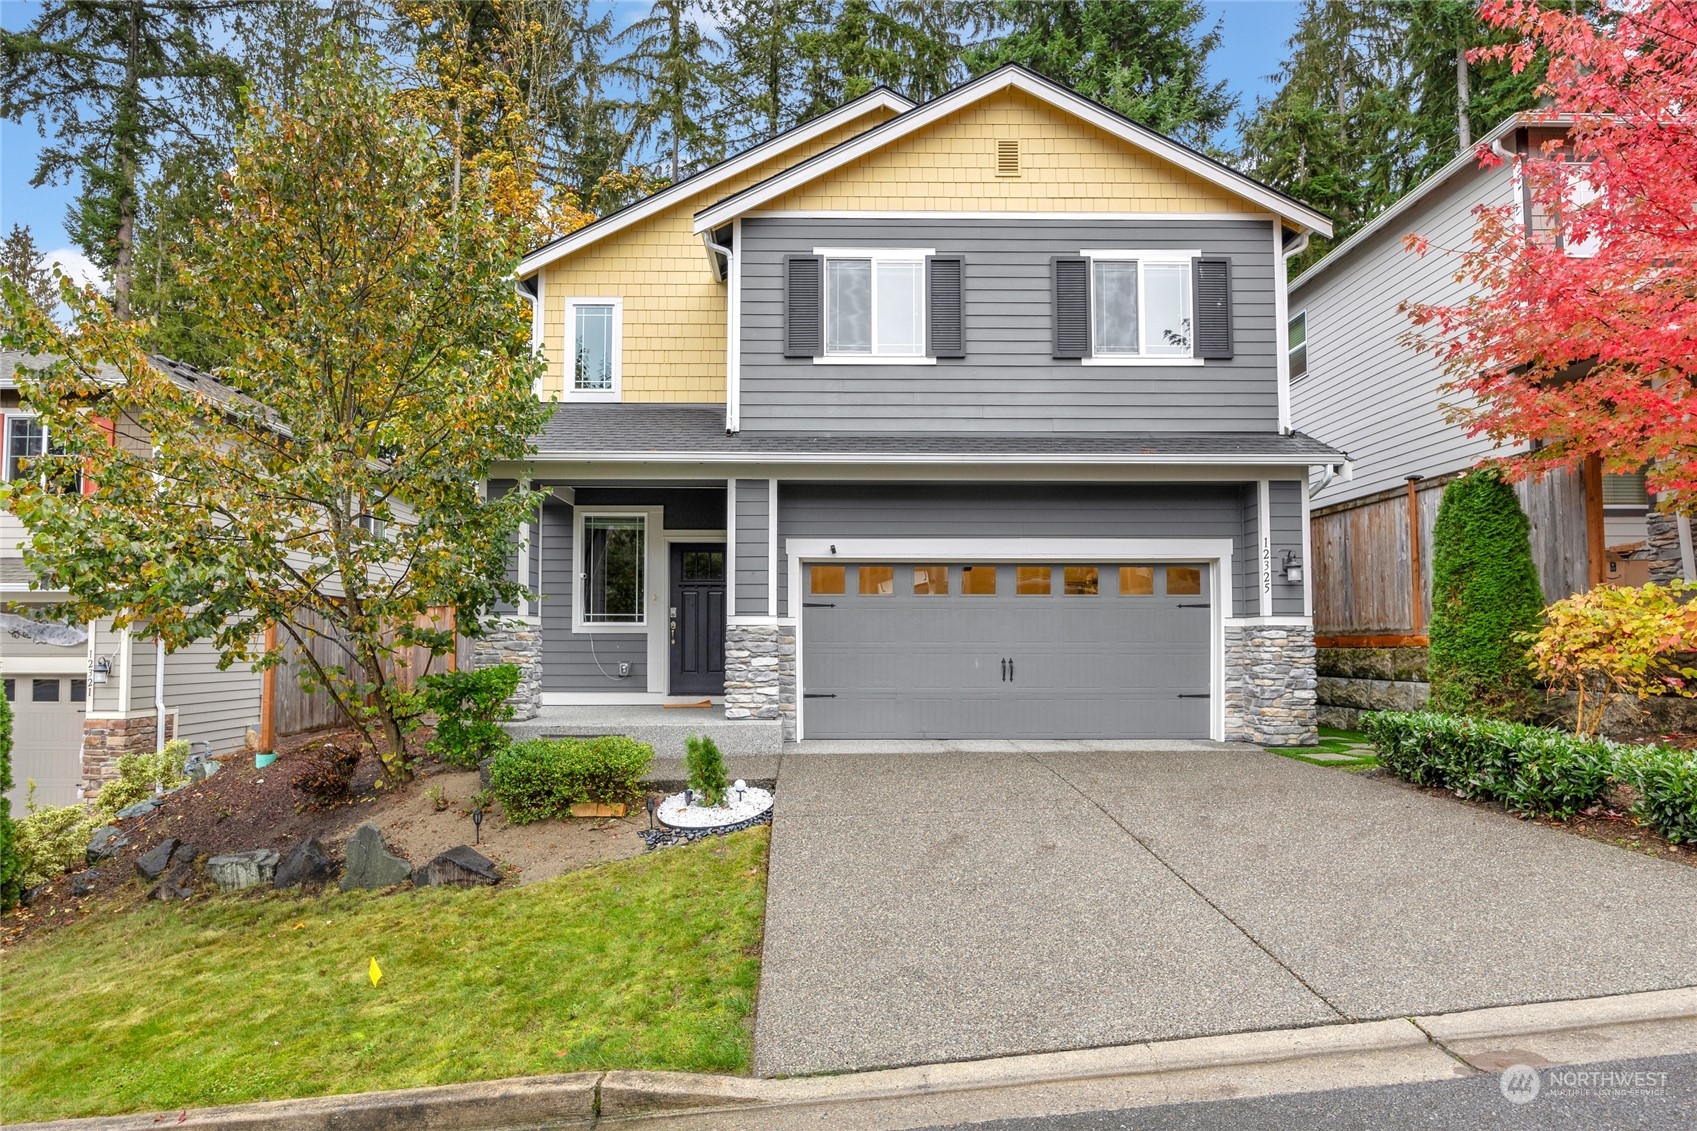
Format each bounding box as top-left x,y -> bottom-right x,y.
1364,710 -> 1697,841
0,692 -> 20,910
488,737 -> 653,825
1427,469 -> 1546,718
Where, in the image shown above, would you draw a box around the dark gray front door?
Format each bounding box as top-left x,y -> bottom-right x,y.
802,562 -> 1211,740
670,543 -> 726,696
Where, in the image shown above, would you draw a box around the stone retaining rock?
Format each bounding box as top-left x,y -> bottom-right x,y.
207,849 -> 280,891
274,838 -> 336,889
86,826 -> 129,863
340,823 -> 412,890
1316,646 -> 1430,683
70,869 -> 100,897
1316,676 -> 1430,712
148,863 -> 196,901
415,845 -> 502,888
135,838 -> 181,880
115,798 -> 162,820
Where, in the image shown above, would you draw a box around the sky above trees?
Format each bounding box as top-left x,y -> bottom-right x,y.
0,1 -> 1299,272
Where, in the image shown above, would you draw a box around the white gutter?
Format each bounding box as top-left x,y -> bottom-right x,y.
523,450 -> 1343,466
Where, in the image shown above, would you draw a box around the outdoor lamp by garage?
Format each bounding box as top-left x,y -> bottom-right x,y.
1282,550 -> 1304,584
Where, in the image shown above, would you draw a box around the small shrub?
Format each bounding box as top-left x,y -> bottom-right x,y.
420,664 -> 519,768
16,789 -> 96,889
1523,580 -> 1697,735
0,693 -> 21,909
1427,469 -> 1546,718
489,737 -> 653,825
426,783 -> 450,812
291,741 -> 362,807
1616,745 -> 1697,845
93,741 -> 191,821
685,735 -> 729,807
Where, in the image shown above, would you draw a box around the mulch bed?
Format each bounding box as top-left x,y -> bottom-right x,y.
2,727 -> 432,946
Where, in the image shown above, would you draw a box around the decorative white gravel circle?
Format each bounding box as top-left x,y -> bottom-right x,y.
657,782 -> 774,829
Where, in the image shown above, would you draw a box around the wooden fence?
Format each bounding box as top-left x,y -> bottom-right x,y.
1311,466 -> 1592,645
268,607 -> 458,740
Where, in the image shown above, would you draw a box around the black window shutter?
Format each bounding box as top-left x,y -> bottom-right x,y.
926,255 -> 964,358
784,254 -> 824,358
1051,256 -> 1090,359
1193,256 -> 1232,360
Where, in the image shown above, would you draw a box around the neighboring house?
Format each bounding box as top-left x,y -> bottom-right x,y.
2,350 -> 266,808
1288,113 -> 1696,723
485,65 -> 1344,747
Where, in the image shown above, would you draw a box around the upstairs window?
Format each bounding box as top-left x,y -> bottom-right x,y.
567,297 -> 621,398
1288,312 -> 1308,380
3,414 -> 80,492
822,251 -> 926,357
1083,252 -> 1195,360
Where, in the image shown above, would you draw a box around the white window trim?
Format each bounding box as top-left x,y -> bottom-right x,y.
3,413 -> 43,483
1079,249 -> 1200,364
813,246 -> 934,361
1287,309 -> 1308,382
564,296 -> 623,401
573,508 -> 653,632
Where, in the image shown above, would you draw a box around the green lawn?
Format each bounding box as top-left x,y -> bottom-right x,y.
1,828 -> 768,1124
1270,727 -> 1380,769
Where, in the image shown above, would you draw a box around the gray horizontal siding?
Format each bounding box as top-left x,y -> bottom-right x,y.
1269,480 -> 1305,616
1290,161 -> 1525,506
739,217 -> 1281,433
537,499 -> 646,692
1235,484 -> 1259,615
776,482 -> 1260,616
734,479 -> 770,616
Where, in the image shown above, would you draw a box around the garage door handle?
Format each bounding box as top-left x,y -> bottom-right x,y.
1176,603 -> 1211,608
1001,658 -> 1008,682
1177,693 -> 1211,699
803,602 -> 836,608
1008,658 -> 1015,682
804,693 -> 836,699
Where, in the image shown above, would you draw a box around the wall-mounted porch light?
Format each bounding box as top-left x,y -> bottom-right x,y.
1282,551 -> 1304,584
91,655 -> 112,685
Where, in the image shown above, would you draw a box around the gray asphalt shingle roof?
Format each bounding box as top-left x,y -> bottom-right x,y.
532,403 -> 1347,462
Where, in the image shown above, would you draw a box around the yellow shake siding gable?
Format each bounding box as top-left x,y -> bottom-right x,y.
760,88 -> 1248,214
538,111 -> 897,403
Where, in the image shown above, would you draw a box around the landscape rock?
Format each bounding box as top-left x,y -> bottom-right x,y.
70,870 -> 101,898
274,838 -> 336,889
21,883 -> 46,906
415,845 -> 502,888
86,826 -> 130,863
340,823 -> 412,891
114,799 -> 161,820
135,839 -> 181,881
148,864 -> 196,902
170,842 -> 197,868
206,849 -> 280,891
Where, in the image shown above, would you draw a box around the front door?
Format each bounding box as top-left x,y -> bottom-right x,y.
669,543 -> 727,696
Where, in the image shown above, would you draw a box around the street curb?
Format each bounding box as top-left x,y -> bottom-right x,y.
17,988 -> 1696,1129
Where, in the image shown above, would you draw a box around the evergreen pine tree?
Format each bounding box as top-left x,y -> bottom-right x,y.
620,0 -> 726,181
0,225 -> 58,313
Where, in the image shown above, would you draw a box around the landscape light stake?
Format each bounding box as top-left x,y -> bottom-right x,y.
472,804 -> 484,844
645,794 -> 658,830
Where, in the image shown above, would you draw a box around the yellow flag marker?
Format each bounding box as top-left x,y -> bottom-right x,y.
369,957 -> 383,987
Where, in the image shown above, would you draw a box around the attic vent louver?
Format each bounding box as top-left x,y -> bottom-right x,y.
996,138 -> 1021,177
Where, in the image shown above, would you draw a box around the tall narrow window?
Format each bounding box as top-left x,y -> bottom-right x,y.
822,252 -> 928,356
567,298 -> 621,396
4,415 -> 45,482
1092,261 -> 1139,355
1288,312 -> 1308,380
582,515 -> 645,624
1086,254 -> 1196,359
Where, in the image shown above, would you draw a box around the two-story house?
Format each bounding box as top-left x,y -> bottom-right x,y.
1288,113 -> 1696,724
482,65 -> 1341,748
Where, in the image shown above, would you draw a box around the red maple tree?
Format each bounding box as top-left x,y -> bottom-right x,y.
1404,0 -> 1697,507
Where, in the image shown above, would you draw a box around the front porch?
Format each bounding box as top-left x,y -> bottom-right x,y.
506,704 -> 783,758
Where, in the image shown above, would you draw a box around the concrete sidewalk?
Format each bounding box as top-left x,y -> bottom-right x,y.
754,747 -> 1697,1077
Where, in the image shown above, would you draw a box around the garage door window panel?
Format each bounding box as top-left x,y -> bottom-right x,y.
913,566 -> 949,595
1166,566 -> 1203,596
858,565 -> 895,596
811,564 -> 846,595
962,565 -> 997,595
1016,566 -> 1052,595
70,678 -> 87,703
1120,566 -> 1155,595
33,678 -> 61,702
1063,566 -> 1099,595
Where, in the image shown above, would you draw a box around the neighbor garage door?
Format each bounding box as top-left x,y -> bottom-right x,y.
801,562 -> 1212,740
3,675 -> 87,808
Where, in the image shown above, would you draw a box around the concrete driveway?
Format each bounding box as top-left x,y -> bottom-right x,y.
753,746 -> 1697,1077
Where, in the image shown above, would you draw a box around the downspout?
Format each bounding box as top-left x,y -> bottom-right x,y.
1282,230 -> 1310,264
515,274 -> 542,398
703,234 -> 736,433
156,636 -> 166,753
1679,514 -> 1696,581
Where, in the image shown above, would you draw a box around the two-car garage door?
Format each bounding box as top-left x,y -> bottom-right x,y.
801,561 -> 1212,740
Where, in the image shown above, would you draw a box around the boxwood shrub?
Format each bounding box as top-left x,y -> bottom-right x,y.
488,736 -> 653,825
1363,711 -> 1697,839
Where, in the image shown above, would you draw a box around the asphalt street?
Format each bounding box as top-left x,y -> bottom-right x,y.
927,1052 -> 1697,1131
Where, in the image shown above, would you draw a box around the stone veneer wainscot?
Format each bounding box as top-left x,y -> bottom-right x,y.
1224,624 -> 1318,746
470,616 -> 542,722
724,623 -> 797,738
